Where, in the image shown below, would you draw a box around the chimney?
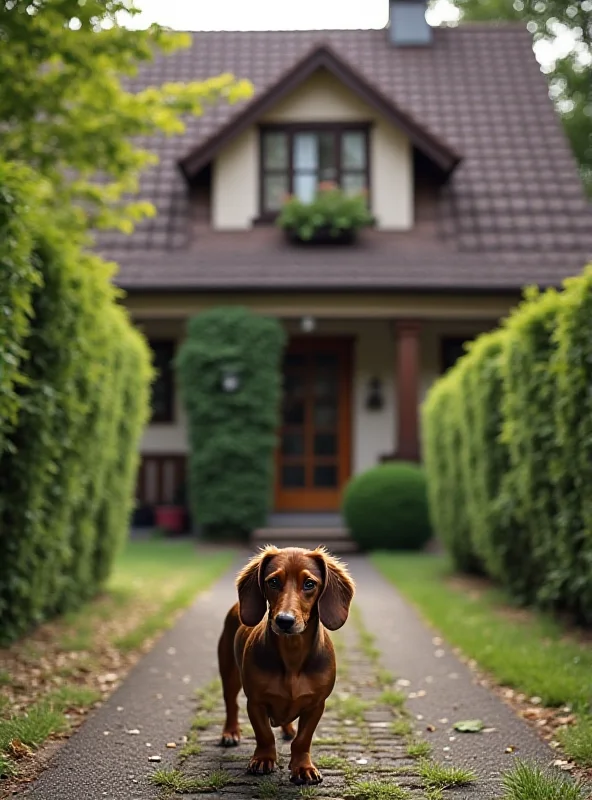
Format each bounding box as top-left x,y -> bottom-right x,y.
388,0 -> 432,46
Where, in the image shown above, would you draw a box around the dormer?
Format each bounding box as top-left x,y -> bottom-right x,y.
178,45 -> 460,233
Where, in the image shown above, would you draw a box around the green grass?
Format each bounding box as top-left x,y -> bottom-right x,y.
316,754 -> 349,769
0,540 -> 233,780
501,761 -> 586,800
405,739 -> 432,759
374,553 -> 592,767
348,779 -> 411,800
299,787 -> 318,799
375,669 -> 395,688
379,689 -> 406,710
150,767 -> 232,793
328,694 -> 370,722
257,777 -> 279,799
390,718 -> 412,737
418,759 -> 476,790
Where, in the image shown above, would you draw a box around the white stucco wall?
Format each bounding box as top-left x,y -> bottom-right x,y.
211,69 -> 412,231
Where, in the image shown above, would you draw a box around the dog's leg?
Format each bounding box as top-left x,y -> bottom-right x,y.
246,700 -> 277,774
217,606 -> 242,747
281,722 -> 296,741
289,702 -> 325,785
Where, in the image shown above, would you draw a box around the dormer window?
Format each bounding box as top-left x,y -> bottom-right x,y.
260,123 -> 370,216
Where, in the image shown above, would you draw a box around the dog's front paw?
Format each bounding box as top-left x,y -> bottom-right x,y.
219,727 -> 240,747
247,753 -> 276,775
289,762 -> 323,785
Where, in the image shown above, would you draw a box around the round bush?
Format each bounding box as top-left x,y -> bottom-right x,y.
342,463 -> 432,551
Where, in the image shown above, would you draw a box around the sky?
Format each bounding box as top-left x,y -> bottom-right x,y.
119,0 -> 582,71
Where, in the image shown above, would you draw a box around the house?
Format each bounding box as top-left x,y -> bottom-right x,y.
97,0 -> 592,529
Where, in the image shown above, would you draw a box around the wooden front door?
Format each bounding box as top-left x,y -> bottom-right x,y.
275,338 -> 352,512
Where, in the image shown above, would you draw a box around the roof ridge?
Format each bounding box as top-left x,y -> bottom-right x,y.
173,23 -> 528,34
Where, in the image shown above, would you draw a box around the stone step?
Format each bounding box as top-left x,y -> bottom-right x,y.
250,527 -> 357,554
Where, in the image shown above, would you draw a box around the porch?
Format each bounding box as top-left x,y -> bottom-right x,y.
130,294 -> 514,524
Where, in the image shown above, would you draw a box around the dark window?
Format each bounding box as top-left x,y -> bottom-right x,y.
260,124 -> 370,215
150,340 -> 175,423
440,337 -> 471,374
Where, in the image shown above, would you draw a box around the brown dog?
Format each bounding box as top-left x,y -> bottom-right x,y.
217,545 -> 355,785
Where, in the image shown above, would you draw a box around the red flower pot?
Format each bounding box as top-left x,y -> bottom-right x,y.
154,505 -> 186,534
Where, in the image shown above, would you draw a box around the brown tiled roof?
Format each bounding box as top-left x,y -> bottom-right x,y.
96,25 -> 592,293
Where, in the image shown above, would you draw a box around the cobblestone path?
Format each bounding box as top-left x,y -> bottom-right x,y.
150,606 -> 477,800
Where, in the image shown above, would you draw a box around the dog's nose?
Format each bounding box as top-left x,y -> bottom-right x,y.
275,613 -> 296,631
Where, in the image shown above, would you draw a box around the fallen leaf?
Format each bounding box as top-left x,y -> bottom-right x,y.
453,719 -> 484,733
426,725 -> 436,732
8,739 -> 32,760
505,745 -> 518,753
166,742 -> 177,748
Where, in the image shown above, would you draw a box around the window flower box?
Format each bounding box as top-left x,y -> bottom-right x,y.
277,183 -> 373,245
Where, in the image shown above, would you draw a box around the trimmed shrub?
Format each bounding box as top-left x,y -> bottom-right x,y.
555,267 -> 592,622
177,307 -> 285,537
422,369 -> 481,571
458,331 -> 511,579
0,163 -> 151,642
342,463 -> 432,551
497,288 -> 565,608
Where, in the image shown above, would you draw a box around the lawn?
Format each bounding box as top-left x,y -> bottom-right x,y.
372,553 -> 592,771
0,538 -> 233,782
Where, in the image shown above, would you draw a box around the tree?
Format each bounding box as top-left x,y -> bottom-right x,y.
443,0 -> 591,193
0,0 -> 252,235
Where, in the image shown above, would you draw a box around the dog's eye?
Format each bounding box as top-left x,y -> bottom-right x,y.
267,577 -> 281,590
303,579 -> 316,591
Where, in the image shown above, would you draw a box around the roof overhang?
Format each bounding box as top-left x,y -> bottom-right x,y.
178,44 -> 462,180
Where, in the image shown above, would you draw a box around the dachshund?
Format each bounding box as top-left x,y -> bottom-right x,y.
217,545 -> 355,785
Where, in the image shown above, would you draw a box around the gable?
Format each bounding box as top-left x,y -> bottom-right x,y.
211,68 -> 413,232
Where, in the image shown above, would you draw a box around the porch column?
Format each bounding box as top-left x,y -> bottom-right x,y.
395,320 -> 421,461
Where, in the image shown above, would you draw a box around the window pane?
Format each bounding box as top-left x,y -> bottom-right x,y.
314,433 -> 337,456
284,400 -> 305,425
342,173 -> 367,196
282,433 -> 305,456
294,133 -> 319,170
263,131 -> 288,169
318,132 -> 337,181
263,173 -> 289,212
314,401 -> 338,428
282,465 -> 305,488
150,341 -> 174,422
314,465 -> 338,488
342,131 -> 366,169
294,173 -> 317,203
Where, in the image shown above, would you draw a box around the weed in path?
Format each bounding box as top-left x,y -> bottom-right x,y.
501,760 -> 587,800
418,759 -> 476,790
348,778 -> 411,800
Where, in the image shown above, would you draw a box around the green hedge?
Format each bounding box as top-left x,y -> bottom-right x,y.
177,307 -> 285,537
422,264 -> 592,621
0,163 -> 151,642
342,463 -> 432,551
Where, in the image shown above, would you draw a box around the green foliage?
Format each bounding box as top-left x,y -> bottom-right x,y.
422,263 -> 592,621
0,0 -> 252,234
421,371 -> 481,571
442,0 -> 591,194
342,463 -> 432,551
0,162 -> 152,644
177,307 -> 285,537
277,184 -> 374,241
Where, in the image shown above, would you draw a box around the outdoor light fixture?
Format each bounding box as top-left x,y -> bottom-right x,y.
300,315 -> 316,333
220,366 -> 241,394
366,377 -> 384,411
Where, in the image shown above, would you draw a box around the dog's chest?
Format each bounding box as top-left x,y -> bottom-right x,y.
265,673 -> 318,726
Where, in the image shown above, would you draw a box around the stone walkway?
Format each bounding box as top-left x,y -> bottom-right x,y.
21,555 -> 559,800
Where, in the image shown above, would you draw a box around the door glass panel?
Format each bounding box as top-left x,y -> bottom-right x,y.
314,465 -> 338,487
282,465 -> 306,488
294,174 -> 317,203
315,354 -> 339,369
284,371 -> 305,398
284,400 -> 304,425
282,433 -> 305,456
314,374 -> 338,399
263,131 -> 289,169
284,353 -> 306,368
314,401 -> 338,428
314,433 -> 337,457
263,173 -> 289,212
342,131 -> 367,169
318,132 -> 337,182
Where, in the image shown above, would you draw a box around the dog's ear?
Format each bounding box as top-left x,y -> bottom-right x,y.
236,546 -> 278,627
311,547 -> 355,631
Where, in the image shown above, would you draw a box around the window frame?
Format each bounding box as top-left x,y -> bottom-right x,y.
149,339 -> 176,424
258,122 -> 372,220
